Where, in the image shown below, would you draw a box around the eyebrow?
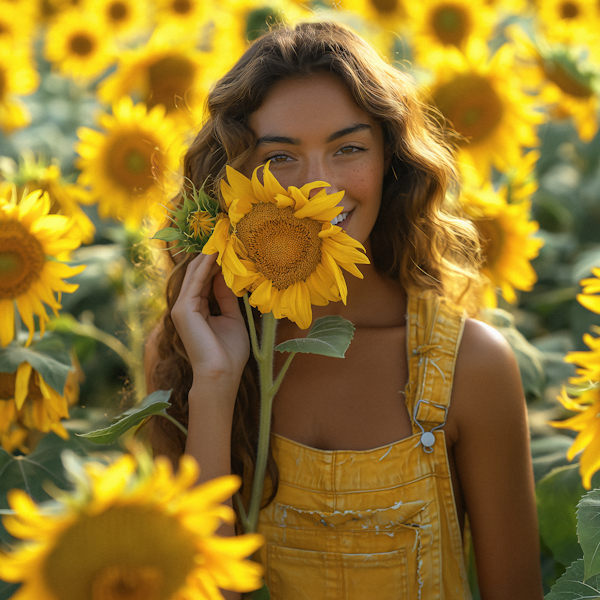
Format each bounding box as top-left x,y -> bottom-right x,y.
255,123 -> 373,147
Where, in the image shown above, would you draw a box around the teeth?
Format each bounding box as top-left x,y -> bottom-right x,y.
331,212 -> 348,226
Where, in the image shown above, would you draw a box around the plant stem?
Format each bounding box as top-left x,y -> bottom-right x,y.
243,294 -> 261,361
159,411 -> 188,436
244,309 -> 298,534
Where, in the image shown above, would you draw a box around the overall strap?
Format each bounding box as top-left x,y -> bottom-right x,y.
404,290 -> 466,452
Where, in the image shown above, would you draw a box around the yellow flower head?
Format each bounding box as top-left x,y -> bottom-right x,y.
0,191 -> 85,347
552,384 -> 600,489
0,360 -> 79,453
203,164 -> 370,329
460,178 -> 543,305
336,0 -> 407,34
0,453 -> 264,599
75,97 -> 184,228
578,267 -> 600,314
98,32 -> 222,124
153,0 -> 213,35
406,0 -> 495,66
0,153 -> 96,245
0,2 -> 36,47
87,0 -> 150,40
536,0 -> 598,45
428,41 -> 542,177
44,9 -> 117,81
565,326 -> 600,386
509,25 -> 600,142
0,43 -> 39,134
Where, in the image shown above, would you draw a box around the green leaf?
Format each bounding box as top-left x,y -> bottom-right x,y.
152,227 -> 182,242
77,390 -> 172,444
537,465 -> 586,567
275,316 -> 355,358
577,489 -> 600,580
250,582 -> 270,600
0,339 -> 72,395
545,558 -> 600,600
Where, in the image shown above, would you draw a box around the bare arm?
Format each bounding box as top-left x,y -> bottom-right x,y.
451,319 -> 543,600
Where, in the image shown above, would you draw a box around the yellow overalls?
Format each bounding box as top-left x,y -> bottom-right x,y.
254,291 -> 472,599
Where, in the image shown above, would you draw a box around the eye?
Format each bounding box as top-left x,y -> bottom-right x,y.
337,145 -> 364,155
267,154 -> 292,164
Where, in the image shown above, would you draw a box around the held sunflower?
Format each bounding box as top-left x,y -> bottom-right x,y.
0,191 -> 85,347
203,164 -> 370,329
0,453 -> 264,600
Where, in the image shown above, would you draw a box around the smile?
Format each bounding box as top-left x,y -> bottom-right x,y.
331,212 -> 349,226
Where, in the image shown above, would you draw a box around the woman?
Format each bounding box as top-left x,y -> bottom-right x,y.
145,21 -> 543,600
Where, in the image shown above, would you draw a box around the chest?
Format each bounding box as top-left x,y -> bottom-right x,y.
272,326 -> 415,451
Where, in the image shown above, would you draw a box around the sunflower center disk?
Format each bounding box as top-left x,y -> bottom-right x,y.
236,203 -> 323,291
106,133 -> 159,195
475,218 -> 504,268
43,505 -> 197,600
173,0 -> 192,15
147,57 -> 195,112
560,1 -> 579,19
432,6 -> 470,46
109,1 -> 128,21
434,74 -> 504,143
544,61 -> 593,98
70,34 -> 94,57
370,0 -> 400,15
92,565 -> 162,600
0,221 -> 45,299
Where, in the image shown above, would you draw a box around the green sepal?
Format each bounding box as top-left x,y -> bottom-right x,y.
77,390 -> 172,444
275,315 -> 355,358
251,582 -> 270,600
0,337 -> 72,395
152,227 -> 182,243
577,488 -> 600,580
545,558 -> 600,600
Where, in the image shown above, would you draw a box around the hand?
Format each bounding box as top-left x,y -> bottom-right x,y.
171,253 -> 250,399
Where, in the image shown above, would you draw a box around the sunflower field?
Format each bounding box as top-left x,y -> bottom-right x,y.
0,0 -> 599,598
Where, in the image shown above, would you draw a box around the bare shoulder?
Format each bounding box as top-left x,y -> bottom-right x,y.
449,317 -> 526,436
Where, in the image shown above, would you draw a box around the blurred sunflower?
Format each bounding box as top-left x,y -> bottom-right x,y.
502,149 -> 540,204
0,452 -> 264,599
0,153 -> 95,245
0,2 -> 36,47
460,179 -> 543,305
509,26 -> 600,142
428,41 -> 542,177
153,0 -> 212,36
44,9 -> 117,81
536,0 -> 598,45
98,32 -> 221,123
203,164 -> 370,329
578,267 -> 600,314
0,43 -> 39,134
86,0 -> 150,40
552,384 -> 600,489
406,0 -> 495,65
0,191 -> 85,347
0,359 -> 79,453
564,326 -> 600,385
338,0 -> 407,34
76,97 -> 184,228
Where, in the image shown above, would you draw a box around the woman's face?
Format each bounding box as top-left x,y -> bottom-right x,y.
244,73 -> 388,247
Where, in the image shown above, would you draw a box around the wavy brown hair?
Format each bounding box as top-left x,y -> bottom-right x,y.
147,20 -> 483,516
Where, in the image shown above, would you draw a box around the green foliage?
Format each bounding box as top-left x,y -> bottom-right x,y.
0,335 -> 72,395
577,489 -> 600,580
250,582 -> 271,600
77,390 -> 173,444
545,559 -> 600,600
275,316 -> 355,358
153,179 -> 220,255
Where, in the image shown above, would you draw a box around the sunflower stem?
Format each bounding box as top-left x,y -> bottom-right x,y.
234,492 -> 250,531
247,311 -> 279,533
159,411 -> 188,436
243,294 -> 261,362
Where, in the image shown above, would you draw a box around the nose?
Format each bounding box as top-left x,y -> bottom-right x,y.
304,160 -> 338,198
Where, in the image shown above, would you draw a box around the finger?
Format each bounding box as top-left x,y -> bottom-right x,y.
178,253 -> 217,303
213,272 -> 244,320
